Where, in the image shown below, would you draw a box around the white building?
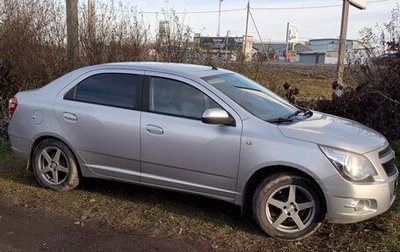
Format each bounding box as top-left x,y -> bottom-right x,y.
306,38 -> 363,51
298,38 -> 367,64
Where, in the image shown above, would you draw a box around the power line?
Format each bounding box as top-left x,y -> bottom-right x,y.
113,8 -> 246,15
251,0 -> 390,11
249,9 -> 266,53
106,0 -> 391,15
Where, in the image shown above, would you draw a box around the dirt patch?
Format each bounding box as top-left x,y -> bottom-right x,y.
0,198 -> 209,252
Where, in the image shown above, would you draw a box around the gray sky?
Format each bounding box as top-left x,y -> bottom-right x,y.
96,0 -> 398,41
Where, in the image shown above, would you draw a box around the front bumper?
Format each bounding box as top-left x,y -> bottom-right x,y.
320,172 -> 398,224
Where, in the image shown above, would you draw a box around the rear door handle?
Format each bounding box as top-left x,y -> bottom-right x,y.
63,112 -> 78,121
146,124 -> 164,135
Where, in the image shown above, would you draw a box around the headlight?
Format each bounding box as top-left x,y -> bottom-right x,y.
319,145 -> 377,182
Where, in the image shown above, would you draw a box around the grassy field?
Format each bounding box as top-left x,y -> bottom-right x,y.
0,139 -> 399,251
223,63 -> 336,101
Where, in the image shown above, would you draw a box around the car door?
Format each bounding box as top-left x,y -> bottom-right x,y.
140,73 -> 242,201
54,69 -> 144,181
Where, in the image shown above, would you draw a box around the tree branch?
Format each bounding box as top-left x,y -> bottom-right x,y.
358,91 -> 400,105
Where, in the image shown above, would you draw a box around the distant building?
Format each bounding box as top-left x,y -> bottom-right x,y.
306,38 -> 362,51
158,21 -> 171,42
242,36 -> 253,61
299,38 -> 367,64
193,34 -> 254,61
252,42 -> 311,61
297,51 -> 333,64
191,36 -> 369,64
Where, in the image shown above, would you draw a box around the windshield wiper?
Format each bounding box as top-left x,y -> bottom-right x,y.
267,110 -> 300,123
293,107 -> 313,118
267,117 -> 293,124
289,109 -> 302,118
298,108 -> 313,118
267,109 -> 313,124
303,109 -> 313,117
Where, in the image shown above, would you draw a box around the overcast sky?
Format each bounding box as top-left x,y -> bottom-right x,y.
96,0 -> 398,42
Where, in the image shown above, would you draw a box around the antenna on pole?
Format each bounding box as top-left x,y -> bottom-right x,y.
217,0 -> 223,37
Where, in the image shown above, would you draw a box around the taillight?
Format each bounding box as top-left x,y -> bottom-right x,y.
8,97 -> 18,120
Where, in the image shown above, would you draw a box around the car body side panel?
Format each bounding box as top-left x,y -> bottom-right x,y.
141,112 -> 241,200
234,117 -> 338,205
140,72 -> 243,201
53,69 -> 145,182
54,102 -> 142,181
8,89 -> 68,160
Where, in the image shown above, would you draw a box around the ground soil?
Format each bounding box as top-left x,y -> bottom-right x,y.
0,198 -> 209,252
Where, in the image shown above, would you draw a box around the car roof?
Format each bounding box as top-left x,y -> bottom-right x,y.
93,62 -> 232,78
41,62 -> 233,95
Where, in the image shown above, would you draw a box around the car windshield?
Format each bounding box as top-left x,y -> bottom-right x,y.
201,73 -> 298,122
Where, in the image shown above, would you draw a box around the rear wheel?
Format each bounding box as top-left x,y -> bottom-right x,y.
32,139 -> 80,191
252,173 -> 324,241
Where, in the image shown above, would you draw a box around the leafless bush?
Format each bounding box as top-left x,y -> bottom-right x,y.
152,10 -> 192,63
315,5 -> 400,140
0,0 -> 206,120
79,1 -> 150,65
0,0 -> 68,98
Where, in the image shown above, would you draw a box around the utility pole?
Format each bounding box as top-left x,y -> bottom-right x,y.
88,0 -> 95,40
335,0 -> 350,97
335,0 -> 367,97
285,22 -> 290,62
217,0 -> 223,37
225,30 -> 230,60
66,0 -> 79,69
243,0 -> 250,57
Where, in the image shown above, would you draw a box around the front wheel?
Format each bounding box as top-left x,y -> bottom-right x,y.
32,139 -> 80,192
252,173 -> 324,241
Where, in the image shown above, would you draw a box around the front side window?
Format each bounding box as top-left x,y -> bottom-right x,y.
149,77 -> 221,119
201,73 -> 297,121
65,73 -> 142,109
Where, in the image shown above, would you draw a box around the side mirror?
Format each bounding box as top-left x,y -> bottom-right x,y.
201,108 -> 235,126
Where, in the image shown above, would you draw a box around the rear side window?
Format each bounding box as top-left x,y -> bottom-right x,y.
65,73 -> 142,109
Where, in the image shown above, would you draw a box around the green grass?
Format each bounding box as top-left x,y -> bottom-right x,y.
222,63 -> 335,100
0,138 -> 11,154
0,147 -> 399,251
256,70 -> 333,100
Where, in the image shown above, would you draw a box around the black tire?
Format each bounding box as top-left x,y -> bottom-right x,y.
252,173 -> 324,241
32,139 -> 80,192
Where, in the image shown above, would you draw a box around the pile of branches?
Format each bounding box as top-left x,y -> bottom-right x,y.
316,52 -> 400,140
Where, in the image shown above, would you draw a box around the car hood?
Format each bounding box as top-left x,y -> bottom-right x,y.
277,112 -> 387,154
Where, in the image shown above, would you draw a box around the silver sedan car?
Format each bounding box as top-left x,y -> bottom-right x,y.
8,62 -> 398,240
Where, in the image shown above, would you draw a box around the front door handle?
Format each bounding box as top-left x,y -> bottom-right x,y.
63,112 -> 78,121
146,124 -> 164,135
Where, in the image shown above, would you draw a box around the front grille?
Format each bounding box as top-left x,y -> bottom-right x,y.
379,146 -> 392,159
382,159 -> 398,177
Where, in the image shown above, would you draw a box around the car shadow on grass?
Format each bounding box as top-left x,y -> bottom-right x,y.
79,177 -> 264,236
0,151 -> 264,238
